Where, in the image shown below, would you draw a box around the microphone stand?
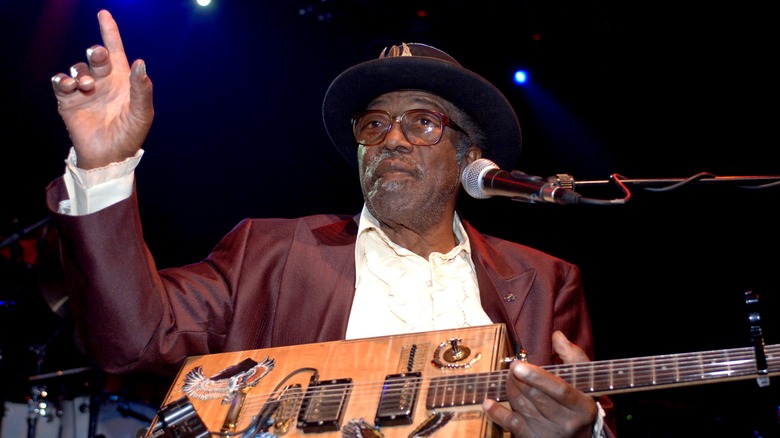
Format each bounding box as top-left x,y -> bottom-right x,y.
542,172 -> 780,205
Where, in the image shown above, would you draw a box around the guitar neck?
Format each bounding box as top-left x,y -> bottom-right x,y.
556,343 -> 780,396
428,343 -> 780,410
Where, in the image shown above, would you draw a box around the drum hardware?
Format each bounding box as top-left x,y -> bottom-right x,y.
25,384 -> 62,438
1,216 -> 98,437
20,323 -> 95,438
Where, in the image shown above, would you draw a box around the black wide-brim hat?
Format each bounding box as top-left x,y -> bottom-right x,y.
322,42 -> 522,170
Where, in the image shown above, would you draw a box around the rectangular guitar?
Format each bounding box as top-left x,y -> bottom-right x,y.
145,322 -> 780,437
147,323 -> 512,437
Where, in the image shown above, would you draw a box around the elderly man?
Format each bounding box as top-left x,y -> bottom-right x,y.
48,10 -> 613,437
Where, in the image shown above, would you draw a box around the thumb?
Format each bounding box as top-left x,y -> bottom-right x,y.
129,59 -> 153,113
552,330 -> 590,364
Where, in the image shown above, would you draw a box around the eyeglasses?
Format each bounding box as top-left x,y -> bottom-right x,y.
351,109 -> 465,147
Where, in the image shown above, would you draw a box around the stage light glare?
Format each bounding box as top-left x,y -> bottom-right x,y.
514,70 -> 528,85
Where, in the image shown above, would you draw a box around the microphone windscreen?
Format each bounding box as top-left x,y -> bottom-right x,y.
461,158 -> 499,199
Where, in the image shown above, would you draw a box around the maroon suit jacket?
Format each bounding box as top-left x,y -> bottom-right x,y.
46,176 -> 596,379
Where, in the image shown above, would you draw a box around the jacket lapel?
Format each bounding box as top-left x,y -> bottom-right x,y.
464,221 -> 536,353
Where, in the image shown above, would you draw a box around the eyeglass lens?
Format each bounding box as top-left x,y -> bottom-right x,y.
353,110 -> 445,146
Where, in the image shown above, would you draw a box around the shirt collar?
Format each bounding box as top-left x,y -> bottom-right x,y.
355,204 -> 472,283
357,204 -> 470,249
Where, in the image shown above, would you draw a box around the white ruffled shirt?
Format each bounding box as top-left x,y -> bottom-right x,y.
346,205 -> 493,340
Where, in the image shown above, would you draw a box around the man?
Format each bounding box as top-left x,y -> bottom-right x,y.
48,10 -> 613,437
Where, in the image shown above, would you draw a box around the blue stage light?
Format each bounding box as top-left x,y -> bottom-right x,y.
513,70 -> 528,85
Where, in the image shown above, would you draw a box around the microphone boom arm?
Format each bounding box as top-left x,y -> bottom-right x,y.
460,158 -> 780,206
545,172 -> 780,206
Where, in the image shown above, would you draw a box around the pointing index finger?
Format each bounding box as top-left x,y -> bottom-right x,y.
97,10 -> 127,60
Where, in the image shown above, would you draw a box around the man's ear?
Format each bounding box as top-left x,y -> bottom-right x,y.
460,147 -> 483,173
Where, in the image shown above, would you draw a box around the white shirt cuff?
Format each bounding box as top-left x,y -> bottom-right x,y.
59,148 -> 144,216
592,400 -> 607,438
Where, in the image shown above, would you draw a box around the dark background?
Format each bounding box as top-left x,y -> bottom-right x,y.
1,1 -> 779,436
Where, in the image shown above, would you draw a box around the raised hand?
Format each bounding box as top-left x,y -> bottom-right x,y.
483,330 -> 599,437
50,9 -> 153,169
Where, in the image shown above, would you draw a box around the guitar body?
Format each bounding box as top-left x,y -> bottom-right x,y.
149,323 -> 512,437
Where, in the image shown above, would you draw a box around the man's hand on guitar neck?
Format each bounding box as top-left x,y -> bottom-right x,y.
483,331 -> 604,438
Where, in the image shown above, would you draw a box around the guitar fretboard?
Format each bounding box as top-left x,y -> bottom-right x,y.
426,343 -> 780,408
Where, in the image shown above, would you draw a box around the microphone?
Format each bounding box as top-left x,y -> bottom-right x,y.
461,158 -> 583,205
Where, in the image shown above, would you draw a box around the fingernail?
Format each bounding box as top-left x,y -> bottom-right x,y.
79,76 -> 95,88
513,362 -> 530,378
134,61 -> 147,80
86,47 -> 94,59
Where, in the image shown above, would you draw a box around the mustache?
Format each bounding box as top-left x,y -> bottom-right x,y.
365,150 -> 420,177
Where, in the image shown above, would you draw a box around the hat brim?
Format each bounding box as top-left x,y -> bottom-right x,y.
322,56 -> 522,170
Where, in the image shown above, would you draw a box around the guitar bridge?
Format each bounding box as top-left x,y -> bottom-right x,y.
297,376 -> 352,433
274,384 -> 303,434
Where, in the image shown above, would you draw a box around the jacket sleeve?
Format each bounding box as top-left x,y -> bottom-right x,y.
47,176 -> 244,376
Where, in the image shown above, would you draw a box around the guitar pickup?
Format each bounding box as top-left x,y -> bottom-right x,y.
375,372 -> 422,427
297,377 -> 352,433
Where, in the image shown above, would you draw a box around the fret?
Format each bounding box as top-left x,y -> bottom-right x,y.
652,354 -> 678,386
463,374 -> 475,405
702,350 -> 724,380
633,355 -> 655,388
490,372 -> 507,402
585,362 -> 595,392
591,361 -> 612,392
473,371 -> 489,404
651,355 -> 657,385
608,358 -> 633,391
674,353 -> 680,382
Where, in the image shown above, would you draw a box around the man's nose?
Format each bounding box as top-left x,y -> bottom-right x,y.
383,123 -> 409,150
